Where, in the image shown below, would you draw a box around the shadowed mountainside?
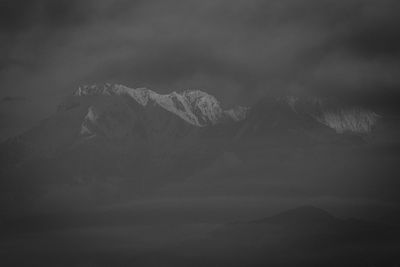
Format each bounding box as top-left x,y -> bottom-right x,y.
0,84 -> 396,215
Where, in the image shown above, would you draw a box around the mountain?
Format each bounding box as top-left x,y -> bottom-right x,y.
2,84 -> 381,160
70,83 -> 248,127
1,83 -> 251,164
0,84 -> 386,212
235,95 -> 380,143
0,84 -> 252,206
0,85 -> 383,183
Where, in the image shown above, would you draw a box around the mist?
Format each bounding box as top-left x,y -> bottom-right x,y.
1,1 -> 400,266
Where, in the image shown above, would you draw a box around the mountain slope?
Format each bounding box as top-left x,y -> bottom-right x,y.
0,84 -> 250,202
0,85 -> 386,208
72,84 -> 247,126
235,95 -> 380,143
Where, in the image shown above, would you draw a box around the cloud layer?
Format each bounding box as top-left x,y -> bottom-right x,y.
0,0 -> 400,138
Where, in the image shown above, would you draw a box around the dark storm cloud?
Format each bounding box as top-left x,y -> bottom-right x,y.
0,0 -> 39,33
0,0 -> 400,135
0,0 -> 93,33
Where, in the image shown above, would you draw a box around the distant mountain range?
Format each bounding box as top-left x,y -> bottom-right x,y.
61,83 -> 379,138
0,83 -> 384,199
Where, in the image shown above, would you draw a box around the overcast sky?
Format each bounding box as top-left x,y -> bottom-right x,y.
0,0 -> 400,139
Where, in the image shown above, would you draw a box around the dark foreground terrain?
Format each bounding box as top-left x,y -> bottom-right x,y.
1,204 -> 400,267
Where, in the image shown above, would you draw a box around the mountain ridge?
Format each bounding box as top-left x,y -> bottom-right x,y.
71,83 -> 249,127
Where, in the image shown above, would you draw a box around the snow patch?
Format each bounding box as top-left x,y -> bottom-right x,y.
80,106 -> 98,136
316,108 -> 379,134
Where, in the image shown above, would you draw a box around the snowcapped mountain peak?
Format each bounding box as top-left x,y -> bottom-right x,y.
73,84 -> 153,105
180,89 -> 223,125
74,83 -> 115,96
71,83 -> 247,127
182,89 -> 212,101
